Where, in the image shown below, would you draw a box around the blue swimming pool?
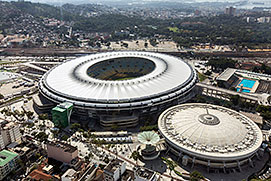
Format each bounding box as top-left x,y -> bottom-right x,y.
237,88 -> 251,93
238,79 -> 256,89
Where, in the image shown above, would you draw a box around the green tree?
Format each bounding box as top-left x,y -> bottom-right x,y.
38,113 -> 48,120
130,151 -> 140,161
36,132 -> 48,142
25,111 -> 34,119
230,95 -> 240,106
161,157 -> 177,178
61,134 -> 69,141
256,105 -> 271,121
190,170 -> 205,181
71,123 -> 81,130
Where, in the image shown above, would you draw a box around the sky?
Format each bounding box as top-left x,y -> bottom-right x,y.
9,0 -> 249,3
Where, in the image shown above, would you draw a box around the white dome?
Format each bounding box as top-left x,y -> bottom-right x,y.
158,103 -> 263,161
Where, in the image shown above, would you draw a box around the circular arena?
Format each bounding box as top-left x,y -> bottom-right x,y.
158,103 -> 263,170
38,51 -> 197,127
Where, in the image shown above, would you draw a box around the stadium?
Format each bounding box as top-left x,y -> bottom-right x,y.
37,51 -> 198,128
158,103 -> 263,171
158,103 -> 262,171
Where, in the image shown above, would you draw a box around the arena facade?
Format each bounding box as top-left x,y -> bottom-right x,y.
38,51 -> 198,128
158,103 -> 263,171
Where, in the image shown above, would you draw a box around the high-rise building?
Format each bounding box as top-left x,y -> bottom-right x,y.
0,121 -> 22,149
225,7 -> 236,16
51,102 -> 73,128
0,150 -> 19,180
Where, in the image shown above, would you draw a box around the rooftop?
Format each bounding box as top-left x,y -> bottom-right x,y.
42,165 -> 53,173
136,167 -> 155,179
29,169 -> 53,181
52,106 -> 66,113
62,168 -> 77,178
52,102 -> 73,112
104,159 -> 124,173
121,169 -> 135,181
216,68 -> 236,81
137,131 -> 160,145
1,121 -> 18,130
42,51 -> 196,103
58,102 -> 73,109
158,103 -> 263,160
0,150 -> 18,167
47,141 -> 77,153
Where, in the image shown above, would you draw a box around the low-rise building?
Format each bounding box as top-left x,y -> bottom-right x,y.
10,146 -> 31,163
28,169 -> 54,181
28,164 -> 59,181
103,159 -> 126,181
134,167 -> 157,181
42,165 -> 54,175
47,141 -> 78,164
0,150 -> 20,180
61,168 -> 77,181
9,140 -> 41,164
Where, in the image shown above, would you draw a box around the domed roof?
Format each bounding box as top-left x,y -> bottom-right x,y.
158,103 -> 263,161
138,131 -> 160,145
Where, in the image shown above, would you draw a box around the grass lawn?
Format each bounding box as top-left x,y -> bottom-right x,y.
168,27 -> 179,33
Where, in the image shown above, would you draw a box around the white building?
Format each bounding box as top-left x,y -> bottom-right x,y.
103,159 -> 126,181
134,167 -> 157,181
61,168 -> 77,181
0,121 -> 22,149
158,103 -> 263,171
257,17 -> 271,23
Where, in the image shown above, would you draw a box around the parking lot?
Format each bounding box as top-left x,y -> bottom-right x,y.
0,79 -> 36,97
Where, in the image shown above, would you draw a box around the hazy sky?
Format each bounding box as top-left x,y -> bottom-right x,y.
8,0 -> 271,7
10,0 -> 249,3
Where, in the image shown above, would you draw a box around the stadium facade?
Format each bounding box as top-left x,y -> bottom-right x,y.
158,103 -> 263,171
37,51 -> 198,128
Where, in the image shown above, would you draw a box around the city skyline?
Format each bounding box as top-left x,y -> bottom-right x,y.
5,0 -> 271,6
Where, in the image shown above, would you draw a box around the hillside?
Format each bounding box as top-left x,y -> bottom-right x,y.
0,1 -> 157,33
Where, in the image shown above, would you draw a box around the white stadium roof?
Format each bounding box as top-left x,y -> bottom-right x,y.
40,51 -> 197,108
158,103 -> 263,161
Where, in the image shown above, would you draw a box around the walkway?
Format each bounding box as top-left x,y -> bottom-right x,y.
197,82 -> 259,103
103,147 -> 184,181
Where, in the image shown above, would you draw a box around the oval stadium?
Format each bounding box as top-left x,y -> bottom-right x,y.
158,103 -> 263,170
37,51 -> 198,128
